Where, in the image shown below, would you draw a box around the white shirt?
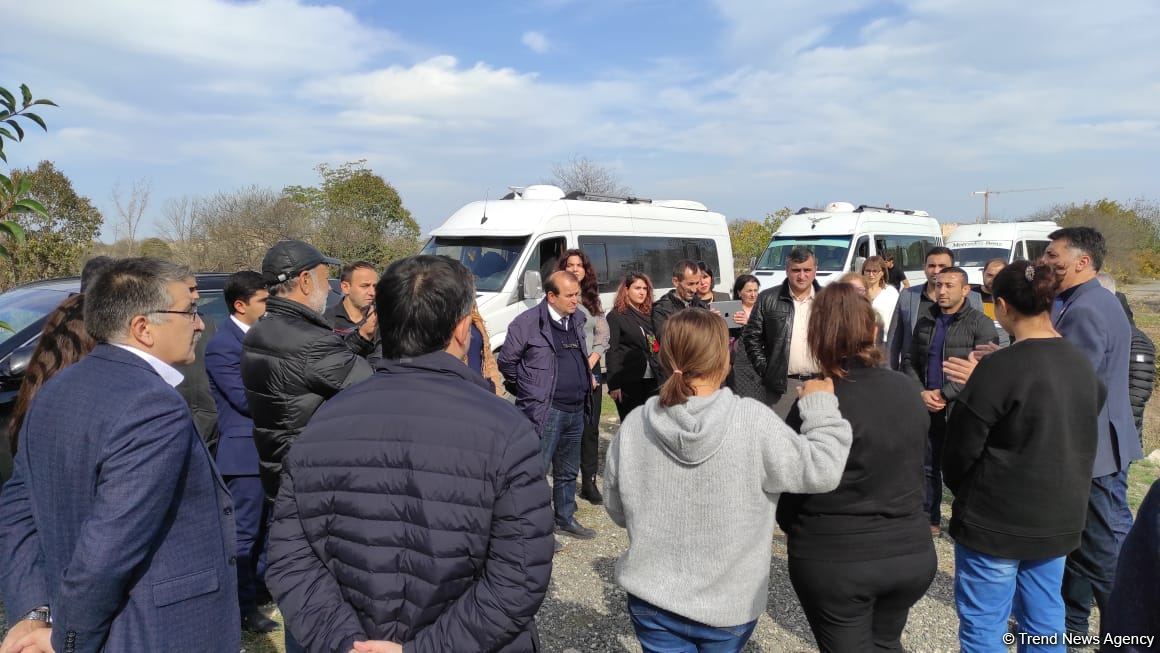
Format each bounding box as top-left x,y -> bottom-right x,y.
787,286 -> 820,375
546,303 -> 571,329
230,315 -> 252,334
112,343 -> 185,388
870,285 -> 900,335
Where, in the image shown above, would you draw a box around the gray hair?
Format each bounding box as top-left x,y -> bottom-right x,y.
1096,271 -> 1117,293
269,266 -> 324,297
84,258 -> 193,343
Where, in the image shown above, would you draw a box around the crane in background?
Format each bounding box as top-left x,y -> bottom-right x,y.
971,187 -> 1063,222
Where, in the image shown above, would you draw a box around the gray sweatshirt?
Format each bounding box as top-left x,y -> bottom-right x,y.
603,388 -> 852,627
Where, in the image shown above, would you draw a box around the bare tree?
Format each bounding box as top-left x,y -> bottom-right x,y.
549,155 -> 630,196
111,178 -> 151,256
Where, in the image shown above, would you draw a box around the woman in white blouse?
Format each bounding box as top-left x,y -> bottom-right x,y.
862,256 -> 899,335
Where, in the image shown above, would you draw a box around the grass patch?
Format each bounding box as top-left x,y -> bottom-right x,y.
1129,458 -> 1159,513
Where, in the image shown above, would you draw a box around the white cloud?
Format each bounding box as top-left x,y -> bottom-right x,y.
4,0 -> 1159,235
521,31 -> 551,54
0,0 -> 405,75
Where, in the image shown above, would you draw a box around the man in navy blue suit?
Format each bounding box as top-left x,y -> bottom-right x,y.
1044,227 -> 1143,639
205,270 -> 276,634
0,258 -> 239,653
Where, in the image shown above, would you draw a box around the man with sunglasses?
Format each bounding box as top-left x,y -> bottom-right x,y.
0,258 -> 240,653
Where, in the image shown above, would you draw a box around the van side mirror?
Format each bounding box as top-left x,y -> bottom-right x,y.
747,256 -> 757,271
852,256 -> 866,273
522,270 -> 544,301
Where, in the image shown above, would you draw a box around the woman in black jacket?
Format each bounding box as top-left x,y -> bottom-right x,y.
605,272 -> 659,421
777,283 -> 935,652
944,261 -> 1102,652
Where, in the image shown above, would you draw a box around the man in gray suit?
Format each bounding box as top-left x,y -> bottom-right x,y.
0,258 -> 240,653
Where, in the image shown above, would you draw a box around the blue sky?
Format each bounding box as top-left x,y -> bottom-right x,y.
2,0 -> 1157,242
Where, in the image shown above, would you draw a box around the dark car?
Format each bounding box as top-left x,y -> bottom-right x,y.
0,275 -> 345,482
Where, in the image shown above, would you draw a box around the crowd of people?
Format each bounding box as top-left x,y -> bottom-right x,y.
0,226 -> 1157,653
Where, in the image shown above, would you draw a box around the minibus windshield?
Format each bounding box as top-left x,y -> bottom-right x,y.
420,236 -> 529,292
756,236 -> 852,271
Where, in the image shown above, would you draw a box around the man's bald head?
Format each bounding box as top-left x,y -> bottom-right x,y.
545,271 -> 581,317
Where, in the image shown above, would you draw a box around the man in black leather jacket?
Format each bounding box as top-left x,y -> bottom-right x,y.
242,241 -> 378,504
741,247 -> 822,417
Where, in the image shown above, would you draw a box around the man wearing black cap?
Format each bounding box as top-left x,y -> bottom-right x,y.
241,240 -> 377,652
242,240 -> 376,499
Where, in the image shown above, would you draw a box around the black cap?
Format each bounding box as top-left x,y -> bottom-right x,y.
261,240 -> 341,285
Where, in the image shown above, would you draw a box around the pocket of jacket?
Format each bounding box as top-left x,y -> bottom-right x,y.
152,568 -> 219,607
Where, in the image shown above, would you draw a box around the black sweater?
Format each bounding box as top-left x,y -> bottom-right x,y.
776,365 -> 932,561
944,338 -> 1104,559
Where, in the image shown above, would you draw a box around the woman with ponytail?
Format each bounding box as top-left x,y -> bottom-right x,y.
603,308 -> 853,653
944,260 -> 1103,651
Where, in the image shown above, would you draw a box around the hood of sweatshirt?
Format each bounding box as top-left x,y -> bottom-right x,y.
641,388 -> 737,465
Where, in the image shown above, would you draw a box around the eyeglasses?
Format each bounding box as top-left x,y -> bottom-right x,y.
149,307 -> 202,321
864,269 -> 883,275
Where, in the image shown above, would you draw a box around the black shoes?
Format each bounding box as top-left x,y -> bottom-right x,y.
580,475 -> 604,505
557,519 -> 597,540
242,607 -> 280,633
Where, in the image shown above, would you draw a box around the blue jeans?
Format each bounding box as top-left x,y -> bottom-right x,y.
955,543 -> 1066,653
540,407 -> 584,528
627,595 -> 757,653
1062,469 -> 1133,635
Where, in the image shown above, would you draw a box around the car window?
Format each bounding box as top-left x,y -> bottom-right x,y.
0,288 -> 73,347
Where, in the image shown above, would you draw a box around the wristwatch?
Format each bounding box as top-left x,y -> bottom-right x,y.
21,605 -> 52,624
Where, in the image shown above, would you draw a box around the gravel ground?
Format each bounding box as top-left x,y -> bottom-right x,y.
537,419 -> 1101,653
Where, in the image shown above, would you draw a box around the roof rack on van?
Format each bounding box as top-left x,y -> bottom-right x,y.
564,190 -> 653,204
851,204 -> 932,217
795,207 -> 825,215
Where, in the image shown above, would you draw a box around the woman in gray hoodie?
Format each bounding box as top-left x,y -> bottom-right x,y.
603,308 -> 853,652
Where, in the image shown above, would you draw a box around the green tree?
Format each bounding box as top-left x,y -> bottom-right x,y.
284,160 -> 421,266
728,207 -> 791,275
139,237 -> 173,259
0,83 -> 58,262
1050,198 -> 1160,281
1,161 -> 104,286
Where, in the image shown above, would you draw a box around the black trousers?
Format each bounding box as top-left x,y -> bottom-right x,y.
923,406 -> 948,526
612,379 -> 659,422
789,548 -> 937,652
581,383 -> 603,479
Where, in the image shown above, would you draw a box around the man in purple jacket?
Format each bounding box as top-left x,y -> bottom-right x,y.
500,271 -> 597,548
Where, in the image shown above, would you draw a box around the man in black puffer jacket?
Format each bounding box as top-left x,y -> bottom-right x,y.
242,241 -> 376,503
902,267 -> 998,535
266,255 -> 553,653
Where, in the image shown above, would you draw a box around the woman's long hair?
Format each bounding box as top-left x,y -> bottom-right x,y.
807,283 -> 882,379
658,308 -> 729,407
557,249 -> 603,315
8,294 -> 96,453
613,272 -> 654,315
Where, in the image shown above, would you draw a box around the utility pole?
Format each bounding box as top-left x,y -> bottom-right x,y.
971,187 -> 1063,223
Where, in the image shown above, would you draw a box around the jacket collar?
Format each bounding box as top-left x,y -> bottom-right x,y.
89,343 -> 179,382
372,350 -> 493,392
778,278 -> 823,301
262,295 -> 333,330
1054,277 -> 1100,322
225,315 -> 247,343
